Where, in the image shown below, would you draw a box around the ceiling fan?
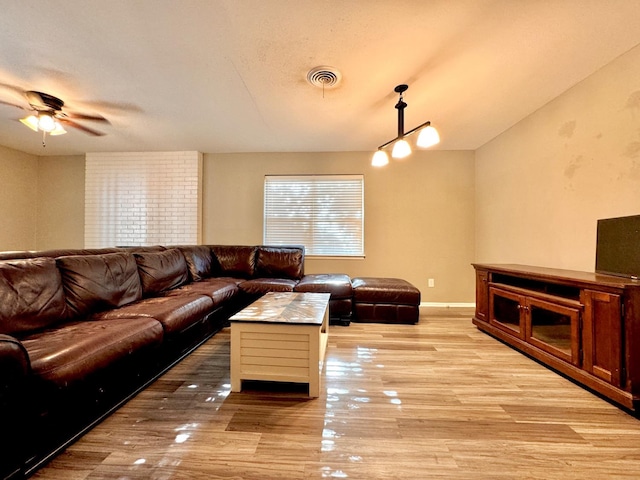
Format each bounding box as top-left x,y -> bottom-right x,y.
0,90 -> 109,145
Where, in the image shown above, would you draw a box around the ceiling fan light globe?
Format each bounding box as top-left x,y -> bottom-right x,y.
391,139 -> 411,159
417,125 -> 440,148
37,113 -> 56,132
50,122 -> 67,136
20,115 -> 39,132
371,150 -> 389,167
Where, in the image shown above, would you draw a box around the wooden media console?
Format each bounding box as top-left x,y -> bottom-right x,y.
472,263 -> 640,411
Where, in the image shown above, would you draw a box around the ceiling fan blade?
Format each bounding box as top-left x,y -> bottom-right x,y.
64,111 -> 110,123
0,82 -> 26,95
60,118 -> 106,136
0,99 -> 29,110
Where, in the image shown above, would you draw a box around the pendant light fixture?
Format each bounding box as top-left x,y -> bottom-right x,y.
371,84 -> 439,167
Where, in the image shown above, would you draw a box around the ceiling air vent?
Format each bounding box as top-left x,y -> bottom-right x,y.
306,66 -> 342,89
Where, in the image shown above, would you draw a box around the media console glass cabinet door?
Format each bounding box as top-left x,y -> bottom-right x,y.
489,287 -> 525,339
526,297 -> 580,366
489,286 -> 580,365
473,264 -> 640,411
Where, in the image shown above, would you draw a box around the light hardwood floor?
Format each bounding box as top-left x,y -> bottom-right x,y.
32,308 -> 640,479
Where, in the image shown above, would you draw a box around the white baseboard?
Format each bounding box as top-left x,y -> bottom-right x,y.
420,302 -> 476,308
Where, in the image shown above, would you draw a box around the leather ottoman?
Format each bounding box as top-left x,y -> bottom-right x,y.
294,274 -> 353,325
351,277 -> 420,324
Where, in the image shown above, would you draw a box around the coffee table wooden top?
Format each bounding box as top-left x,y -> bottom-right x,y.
229,292 -> 330,325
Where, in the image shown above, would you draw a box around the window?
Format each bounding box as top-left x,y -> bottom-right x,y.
264,175 -> 364,256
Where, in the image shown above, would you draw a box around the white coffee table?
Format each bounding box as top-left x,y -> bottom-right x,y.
229,292 -> 330,397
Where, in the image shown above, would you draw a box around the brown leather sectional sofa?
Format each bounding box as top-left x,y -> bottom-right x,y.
0,244 -> 309,478
0,244 -> 419,479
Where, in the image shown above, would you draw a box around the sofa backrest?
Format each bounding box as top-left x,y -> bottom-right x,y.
0,244 -> 306,330
56,252 -> 143,318
210,245 -> 257,279
134,248 -> 189,296
0,257 -> 68,335
0,247 -> 122,261
175,245 -> 215,282
207,245 -> 305,280
0,245 -> 166,262
255,246 -> 305,280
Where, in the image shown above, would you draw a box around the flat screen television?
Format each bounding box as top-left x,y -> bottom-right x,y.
595,214 -> 640,279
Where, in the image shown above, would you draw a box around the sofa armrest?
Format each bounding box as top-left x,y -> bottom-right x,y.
0,334 -> 30,412
0,334 -> 30,378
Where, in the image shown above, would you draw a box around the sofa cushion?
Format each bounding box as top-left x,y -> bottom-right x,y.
166,278 -> 239,307
294,274 -> 352,298
210,245 -> 256,279
0,257 -> 68,335
255,246 -> 304,280
239,278 -> 298,295
134,249 -> 189,296
57,253 -> 142,318
351,277 -> 421,305
177,245 -> 215,282
92,294 -> 214,337
294,274 -> 353,322
21,317 -> 164,388
351,277 -> 420,324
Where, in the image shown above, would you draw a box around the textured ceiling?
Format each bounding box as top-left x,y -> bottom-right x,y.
1,0 -> 640,156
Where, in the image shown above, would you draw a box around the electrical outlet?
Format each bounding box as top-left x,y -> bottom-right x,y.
428,278 -> 435,288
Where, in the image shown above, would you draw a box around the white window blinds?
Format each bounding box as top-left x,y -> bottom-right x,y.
264,175 -> 364,256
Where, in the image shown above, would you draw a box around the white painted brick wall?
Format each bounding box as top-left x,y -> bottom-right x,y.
85,152 -> 202,248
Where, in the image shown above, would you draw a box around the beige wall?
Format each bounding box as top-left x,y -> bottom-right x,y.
0,148 -> 84,251
8,149 -> 475,302
204,151 -> 476,302
0,145 -> 38,250
476,44 -> 640,271
36,155 -> 85,249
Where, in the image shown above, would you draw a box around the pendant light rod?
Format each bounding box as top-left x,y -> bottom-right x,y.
375,84 -> 435,150
395,84 -> 407,138
377,120 -> 433,150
